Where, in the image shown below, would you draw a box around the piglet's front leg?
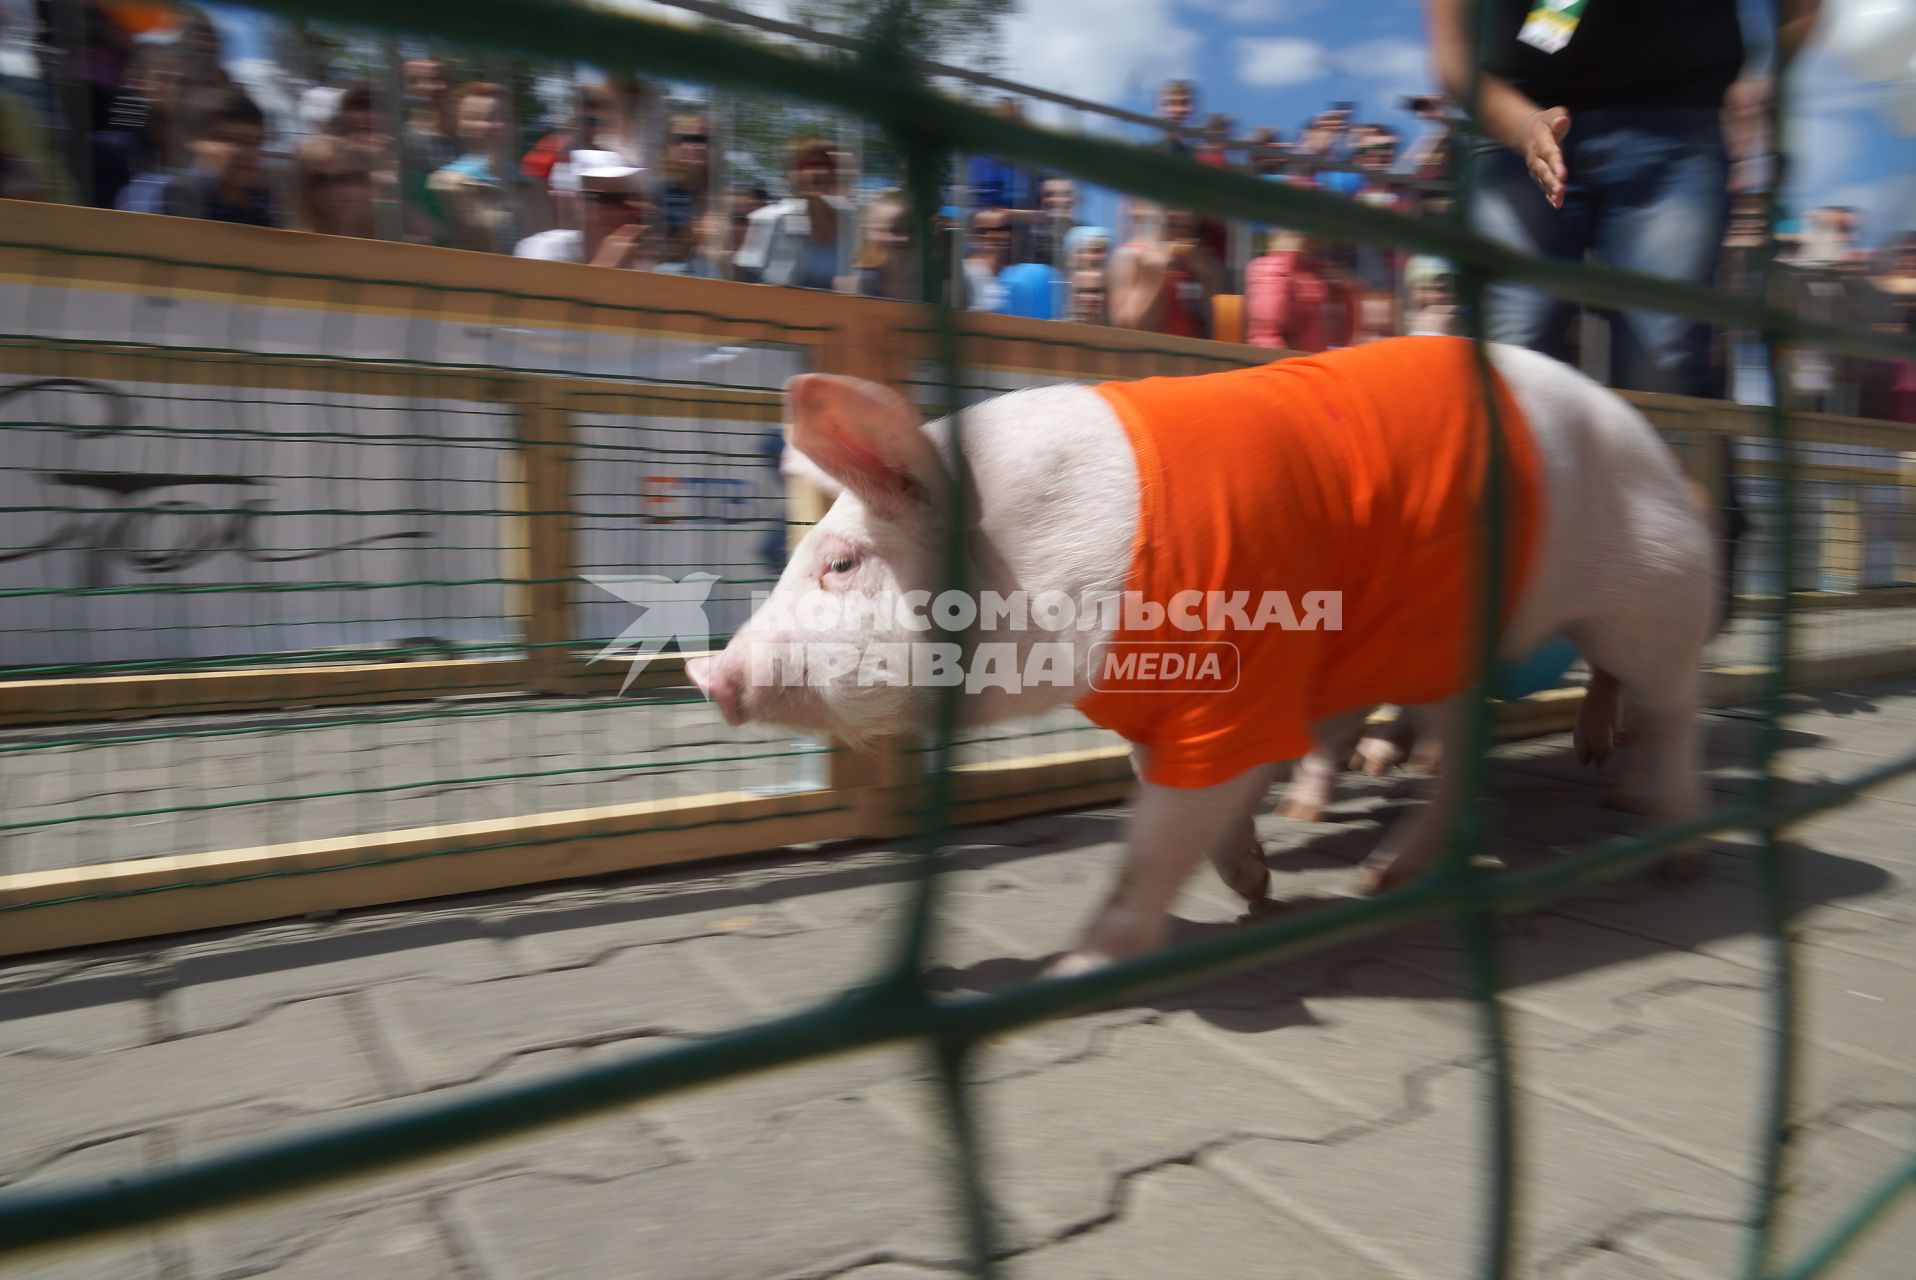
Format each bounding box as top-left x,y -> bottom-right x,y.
1048,762 -> 1280,978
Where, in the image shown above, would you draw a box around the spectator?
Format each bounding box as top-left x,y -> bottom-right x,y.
1157,79 -> 1197,155
1402,255 -> 1459,336
846,189 -> 914,299
76,3 -> 134,141
169,6 -> 236,97
426,81 -> 516,254
1426,0 -> 1818,392
1346,125 -> 1407,331
1064,225 -> 1110,271
1353,127 -> 1399,195
733,137 -> 855,289
1067,266 -> 1108,325
1030,176 -> 1076,268
1112,200 -> 1172,330
676,182 -> 770,281
1063,224 -> 1111,322
293,135 -> 375,238
514,162 -> 651,268
89,43 -> 182,208
968,100 -> 1038,210
519,105 -> 576,192
658,112 -> 711,273
1245,231 -> 1357,352
1425,0 -> 1822,624
1399,94 -> 1457,182
695,182 -> 770,280
962,207 -> 1012,311
539,87 -> 638,232
1247,126 -> 1287,178
594,75 -> 652,168
401,57 -> 457,242
1160,208 -> 1225,339
966,98 -> 1044,258
319,81 -> 396,224
1194,113 -> 1233,168
116,85 -> 277,226
1296,105 -> 1354,187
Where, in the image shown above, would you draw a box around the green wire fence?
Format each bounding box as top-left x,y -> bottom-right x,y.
2,1 -> 1915,1277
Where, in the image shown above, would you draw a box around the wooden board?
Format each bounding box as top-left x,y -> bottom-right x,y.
0,658 -> 530,725
0,788 -> 859,957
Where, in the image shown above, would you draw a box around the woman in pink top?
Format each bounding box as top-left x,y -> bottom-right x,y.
1245,232 -> 1358,352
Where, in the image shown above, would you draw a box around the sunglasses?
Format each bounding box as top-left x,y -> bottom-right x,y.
673,132 -> 709,144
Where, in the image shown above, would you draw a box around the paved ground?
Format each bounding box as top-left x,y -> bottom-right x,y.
5,606 -> 1913,875
2,676 -> 1913,1279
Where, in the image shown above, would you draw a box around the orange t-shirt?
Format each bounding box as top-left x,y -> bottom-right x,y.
1075,336 -> 1544,788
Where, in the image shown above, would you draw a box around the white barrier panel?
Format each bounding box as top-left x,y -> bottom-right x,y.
570,409 -> 788,648
0,375 -> 515,669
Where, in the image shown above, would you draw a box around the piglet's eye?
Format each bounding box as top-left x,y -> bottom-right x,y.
828,555 -> 857,575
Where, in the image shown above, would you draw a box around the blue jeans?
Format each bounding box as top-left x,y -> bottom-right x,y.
1469,108 -> 1731,397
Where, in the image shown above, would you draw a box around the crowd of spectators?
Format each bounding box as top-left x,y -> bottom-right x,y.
0,6 -> 1910,420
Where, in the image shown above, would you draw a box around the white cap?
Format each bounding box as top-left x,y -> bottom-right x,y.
554,148 -> 641,194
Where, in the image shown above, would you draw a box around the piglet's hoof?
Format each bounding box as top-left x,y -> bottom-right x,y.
1276,798 -> 1325,823
1351,739 -> 1404,778
1352,858 -> 1399,897
1219,853 -> 1271,905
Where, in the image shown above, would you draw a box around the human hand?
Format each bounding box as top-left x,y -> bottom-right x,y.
591,221 -> 647,269
1519,106 -> 1570,207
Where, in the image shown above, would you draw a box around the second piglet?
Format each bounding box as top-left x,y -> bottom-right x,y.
687,337 -> 1715,976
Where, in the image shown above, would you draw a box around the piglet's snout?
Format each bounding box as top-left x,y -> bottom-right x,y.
686,654 -> 745,727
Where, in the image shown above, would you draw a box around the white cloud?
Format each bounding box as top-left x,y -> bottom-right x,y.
1236,36 -> 1331,89
1183,0 -> 1324,24
998,0 -> 1201,111
1338,37 -> 1430,87
1328,35 -> 1435,115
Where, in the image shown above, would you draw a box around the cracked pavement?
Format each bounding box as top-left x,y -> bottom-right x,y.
3,679 -> 1915,1279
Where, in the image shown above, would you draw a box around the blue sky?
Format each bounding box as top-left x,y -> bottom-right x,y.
203,0 -> 1914,245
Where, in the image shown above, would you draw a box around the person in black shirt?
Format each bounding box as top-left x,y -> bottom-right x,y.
1427,0 -> 1823,621
1428,0 -> 1820,388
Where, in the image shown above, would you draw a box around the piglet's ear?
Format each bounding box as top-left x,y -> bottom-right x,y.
783,374 -> 946,519
779,445 -> 844,502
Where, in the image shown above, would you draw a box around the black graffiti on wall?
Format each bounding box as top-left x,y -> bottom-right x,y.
0,378 -> 430,588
